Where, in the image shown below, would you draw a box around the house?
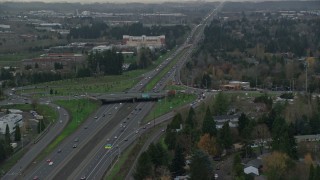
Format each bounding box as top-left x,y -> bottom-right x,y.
244,159 -> 263,176
295,134 -> 320,143
174,175 -> 189,180
213,115 -> 240,129
21,53 -> 85,72
220,81 -> 250,90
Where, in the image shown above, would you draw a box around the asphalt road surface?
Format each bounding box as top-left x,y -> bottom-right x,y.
22,103 -> 123,180
1,90 -> 70,180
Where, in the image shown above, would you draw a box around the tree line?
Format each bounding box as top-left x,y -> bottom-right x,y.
134,92 -> 235,179
0,124 -> 21,164
87,49 -> 124,76
68,22 -> 189,49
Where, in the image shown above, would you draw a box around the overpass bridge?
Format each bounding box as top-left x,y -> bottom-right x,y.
89,92 -> 167,104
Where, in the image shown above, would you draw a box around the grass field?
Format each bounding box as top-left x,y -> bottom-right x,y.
17,48 -> 176,96
106,125 -> 165,180
144,93 -> 197,123
2,104 -> 58,125
35,99 -> 100,161
0,52 -> 45,67
106,144 -> 135,180
165,84 -> 187,91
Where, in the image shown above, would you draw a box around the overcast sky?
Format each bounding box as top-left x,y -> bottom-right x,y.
0,0 -> 301,4
0,0 -> 285,3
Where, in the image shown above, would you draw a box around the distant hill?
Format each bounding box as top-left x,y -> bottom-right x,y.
222,1 -> 320,11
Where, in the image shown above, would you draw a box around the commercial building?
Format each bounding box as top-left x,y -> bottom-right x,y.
21,53 -> 85,72
92,45 -> 113,53
0,114 -> 23,134
220,81 -> 250,90
123,35 -> 165,48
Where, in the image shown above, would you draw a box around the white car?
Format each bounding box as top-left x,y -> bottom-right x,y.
49,161 -> 54,166
215,174 -> 218,179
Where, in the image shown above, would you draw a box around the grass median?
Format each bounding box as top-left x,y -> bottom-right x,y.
35,98 -> 100,161
106,126 -> 165,180
145,47 -> 188,91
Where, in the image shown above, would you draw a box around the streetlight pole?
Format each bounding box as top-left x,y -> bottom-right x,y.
205,79 -> 208,89
305,61 -> 308,93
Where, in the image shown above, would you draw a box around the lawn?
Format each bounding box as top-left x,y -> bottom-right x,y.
2,104 -> 58,125
165,84 -> 188,91
35,99 -> 100,161
106,144 -> 135,180
144,93 -> 197,123
17,49 -> 176,97
106,126 -> 165,180
0,52 -> 44,67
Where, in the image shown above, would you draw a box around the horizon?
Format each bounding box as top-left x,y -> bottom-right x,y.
0,0 -> 307,4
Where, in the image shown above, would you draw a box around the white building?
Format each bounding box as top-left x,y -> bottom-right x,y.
244,159 -> 262,176
0,24 -> 10,29
0,114 -> 23,134
123,35 -> 165,48
213,115 -> 239,129
295,134 -> 320,143
229,81 -> 250,90
92,45 -> 113,53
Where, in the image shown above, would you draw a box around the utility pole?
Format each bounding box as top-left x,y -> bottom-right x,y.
292,79 -> 294,92
305,62 -> 308,93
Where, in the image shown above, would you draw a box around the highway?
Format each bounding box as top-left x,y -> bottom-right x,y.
66,4 -> 224,179
1,89 -> 71,180
68,102 -> 154,179
22,103 -> 125,179
1,3 -> 224,180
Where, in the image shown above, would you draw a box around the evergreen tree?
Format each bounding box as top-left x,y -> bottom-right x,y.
309,164 -> 314,180
220,122 -> 233,149
186,107 -> 196,129
133,151 -> 153,180
315,165 -> 320,180
5,124 -> 11,144
202,107 -> 217,136
233,154 -> 245,177
169,113 -> 183,130
37,119 -> 46,133
164,127 -> 177,150
213,92 -> 229,115
271,117 -> 297,159
170,145 -> 185,177
238,113 -> 249,136
190,150 -> 213,180
14,124 -> 21,141
0,142 -> 6,162
148,143 -> 168,169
